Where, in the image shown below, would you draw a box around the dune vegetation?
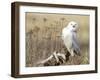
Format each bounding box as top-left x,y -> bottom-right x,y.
25,13 -> 89,67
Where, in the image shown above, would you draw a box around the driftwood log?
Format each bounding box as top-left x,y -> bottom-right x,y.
37,47 -> 70,66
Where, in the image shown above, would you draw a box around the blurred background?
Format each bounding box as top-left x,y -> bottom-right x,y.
25,12 -> 89,67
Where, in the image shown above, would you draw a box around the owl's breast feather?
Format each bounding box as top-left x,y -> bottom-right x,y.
62,27 -> 72,39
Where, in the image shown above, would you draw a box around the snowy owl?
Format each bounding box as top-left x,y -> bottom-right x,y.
62,21 -> 81,57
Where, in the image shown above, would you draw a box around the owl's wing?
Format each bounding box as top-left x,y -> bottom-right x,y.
72,32 -> 81,55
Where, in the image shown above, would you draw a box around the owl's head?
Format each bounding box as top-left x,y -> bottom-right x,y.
67,21 -> 79,32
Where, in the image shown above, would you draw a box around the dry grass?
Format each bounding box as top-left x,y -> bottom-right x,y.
25,13 -> 89,67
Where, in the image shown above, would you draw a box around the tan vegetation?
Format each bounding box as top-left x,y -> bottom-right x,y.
25,13 -> 89,67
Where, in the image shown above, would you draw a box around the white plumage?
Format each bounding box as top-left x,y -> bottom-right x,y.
62,21 -> 81,56
37,21 -> 81,66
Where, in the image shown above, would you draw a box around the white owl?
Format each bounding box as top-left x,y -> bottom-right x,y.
62,21 -> 81,56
